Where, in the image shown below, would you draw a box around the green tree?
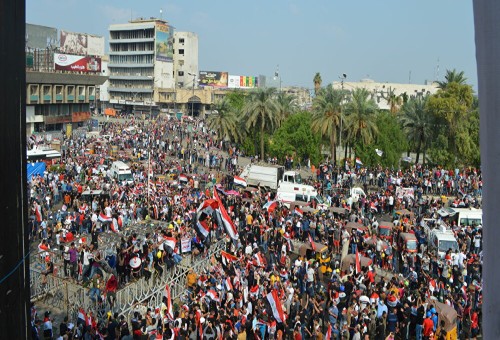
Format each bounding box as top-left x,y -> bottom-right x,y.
207,98 -> 243,143
355,111 -> 407,167
385,88 -> 403,114
399,95 -> 434,164
344,88 -> 379,151
311,85 -> 343,163
276,91 -> 298,124
242,88 -> 279,160
269,111 -> 322,165
427,81 -> 475,166
437,69 -> 468,89
313,72 -> 322,96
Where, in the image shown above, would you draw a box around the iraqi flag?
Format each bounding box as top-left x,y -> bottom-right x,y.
225,277 -> 233,291
253,252 -> 266,267
221,250 -> 239,266
249,285 -> 260,297
294,206 -> 304,217
233,176 -> 247,187
163,236 -> 176,251
98,212 -> 112,223
35,203 -> 42,223
355,157 -> 363,166
266,290 -> 285,323
206,289 -> 220,302
79,203 -> 88,214
308,234 -> 317,252
163,284 -> 173,319
197,199 -> 219,216
196,220 -> 210,238
325,324 -> 332,340
111,218 -> 120,232
179,174 -> 188,182
263,200 -> 278,213
355,248 -> 362,274
78,308 -> 87,324
216,207 -> 239,241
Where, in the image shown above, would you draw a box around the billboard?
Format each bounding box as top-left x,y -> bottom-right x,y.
199,71 -> 228,88
155,23 -> 173,61
54,53 -> 101,73
26,24 -> 58,50
87,35 -> 105,56
60,30 -> 87,55
228,75 -> 259,89
60,30 -> 105,56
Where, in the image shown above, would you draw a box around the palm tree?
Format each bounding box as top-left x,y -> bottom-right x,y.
344,88 -> 379,148
311,85 -> 343,162
243,88 -> 279,160
313,72 -> 322,96
437,69 -> 467,89
399,95 -> 433,164
385,88 -> 403,114
276,91 -> 298,124
206,97 -> 242,143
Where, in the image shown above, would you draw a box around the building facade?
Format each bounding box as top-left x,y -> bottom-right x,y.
332,78 -> 439,110
107,18 -> 177,115
173,31 -> 198,89
26,24 -> 107,135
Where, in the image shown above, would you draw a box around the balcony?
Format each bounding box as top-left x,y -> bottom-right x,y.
55,94 -> 63,101
67,95 -> 75,101
78,95 -> 85,101
89,95 -> 95,100
43,95 -> 51,101
30,95 -> 39,101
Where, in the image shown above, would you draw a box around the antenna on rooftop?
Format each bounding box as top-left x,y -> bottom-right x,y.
160,8 -> 163,20
408,70 -> 412,84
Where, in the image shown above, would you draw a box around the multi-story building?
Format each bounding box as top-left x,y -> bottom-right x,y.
332,78 -> 439,110
25,24 -> 107,135
173,31 -> 198,89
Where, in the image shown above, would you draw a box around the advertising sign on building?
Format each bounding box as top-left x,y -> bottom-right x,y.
60,30 -> 105,56
87,35 -> 105,56
26,24 -> 58,50
199,71 -> 229,88
54,53 -> 101,73
155,23 -> 173,62
228,75 -> 259,89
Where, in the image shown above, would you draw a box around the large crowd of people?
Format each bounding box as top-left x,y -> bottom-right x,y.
29,115 -> 482,340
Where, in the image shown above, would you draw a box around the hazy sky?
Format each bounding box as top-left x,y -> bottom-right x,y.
26,0 -> 477,89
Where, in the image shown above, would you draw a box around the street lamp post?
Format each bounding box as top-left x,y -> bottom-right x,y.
338,73 -> 347,167
188,72 -> 196,116
147,75 -> 154,213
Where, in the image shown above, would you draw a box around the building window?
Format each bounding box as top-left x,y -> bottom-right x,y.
179,49 -> 184,55
179,38 -> 185,44
178,71 -> 184,76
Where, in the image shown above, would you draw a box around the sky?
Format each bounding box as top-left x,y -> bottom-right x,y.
26,0 -> 477,90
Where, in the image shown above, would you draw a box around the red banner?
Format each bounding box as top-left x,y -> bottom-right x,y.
54,53 -> 101,73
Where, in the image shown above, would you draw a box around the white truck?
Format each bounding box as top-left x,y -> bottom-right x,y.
110,161 -> 134,185
239,164 -> 288,190
240,164 -> 328,208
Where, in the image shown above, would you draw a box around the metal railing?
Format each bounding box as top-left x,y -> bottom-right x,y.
30,238 -> 226,323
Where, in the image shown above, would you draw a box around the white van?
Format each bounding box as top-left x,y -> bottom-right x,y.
428,226 -> 459,259
276,190 -> 328,210
110,161 -> 134,184
449,208 -> 482,228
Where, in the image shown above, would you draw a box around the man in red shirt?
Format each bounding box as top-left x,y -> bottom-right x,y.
423,312 -> 434,339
